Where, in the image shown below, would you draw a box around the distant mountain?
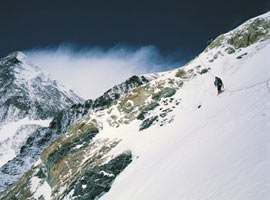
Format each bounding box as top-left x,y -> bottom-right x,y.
0,52 -> 83,189
1,11 -> 270,200
0,51 -> 83,123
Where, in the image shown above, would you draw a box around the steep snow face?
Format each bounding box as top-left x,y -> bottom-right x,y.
100,50 -> 270,199
1,11 -> 270,200
98,12 -> 270,200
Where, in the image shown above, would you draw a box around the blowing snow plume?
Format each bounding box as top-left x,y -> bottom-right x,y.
25,44 -> 183,99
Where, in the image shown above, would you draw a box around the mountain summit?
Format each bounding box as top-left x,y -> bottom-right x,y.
0,51 -> 83,123
1,11 -> 270,200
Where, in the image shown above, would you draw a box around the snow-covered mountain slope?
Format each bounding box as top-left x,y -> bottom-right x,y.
100,19 -> 270,200
0,52 -> 84,188
1,11 -> 270,200
0,74 -> 149,192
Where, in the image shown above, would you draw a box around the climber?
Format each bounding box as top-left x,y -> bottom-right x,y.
214,76 -> 224,95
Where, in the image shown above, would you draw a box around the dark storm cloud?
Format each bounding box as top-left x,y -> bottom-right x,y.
0,0 -> 269,58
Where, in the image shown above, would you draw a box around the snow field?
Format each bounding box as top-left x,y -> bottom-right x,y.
98,40 -> 270,200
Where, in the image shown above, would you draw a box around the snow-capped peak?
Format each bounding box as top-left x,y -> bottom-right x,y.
0,51 -> 84,122
0,51 -> 84,173
8,51 -> 27,61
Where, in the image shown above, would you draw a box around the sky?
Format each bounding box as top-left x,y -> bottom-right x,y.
1,0 -> 270,99
26,45 -> 179,99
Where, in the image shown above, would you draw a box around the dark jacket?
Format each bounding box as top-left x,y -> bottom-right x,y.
214,77 -> 223,87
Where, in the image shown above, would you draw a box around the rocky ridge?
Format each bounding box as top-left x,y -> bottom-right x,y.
0,74 -> 150,192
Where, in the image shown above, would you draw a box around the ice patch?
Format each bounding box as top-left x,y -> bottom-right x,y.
100,170 -> 115,177
82,184 -> 87,189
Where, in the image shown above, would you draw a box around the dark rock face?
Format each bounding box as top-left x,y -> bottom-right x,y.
137,102 -> 160,121
199,68 -> 210,75
236,53 -> 248,59
60,151 -> 132,200
49,99 -> 94,134
93,75 -> 149,110
139,116 -> 159,131
46,126 -> 99,176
